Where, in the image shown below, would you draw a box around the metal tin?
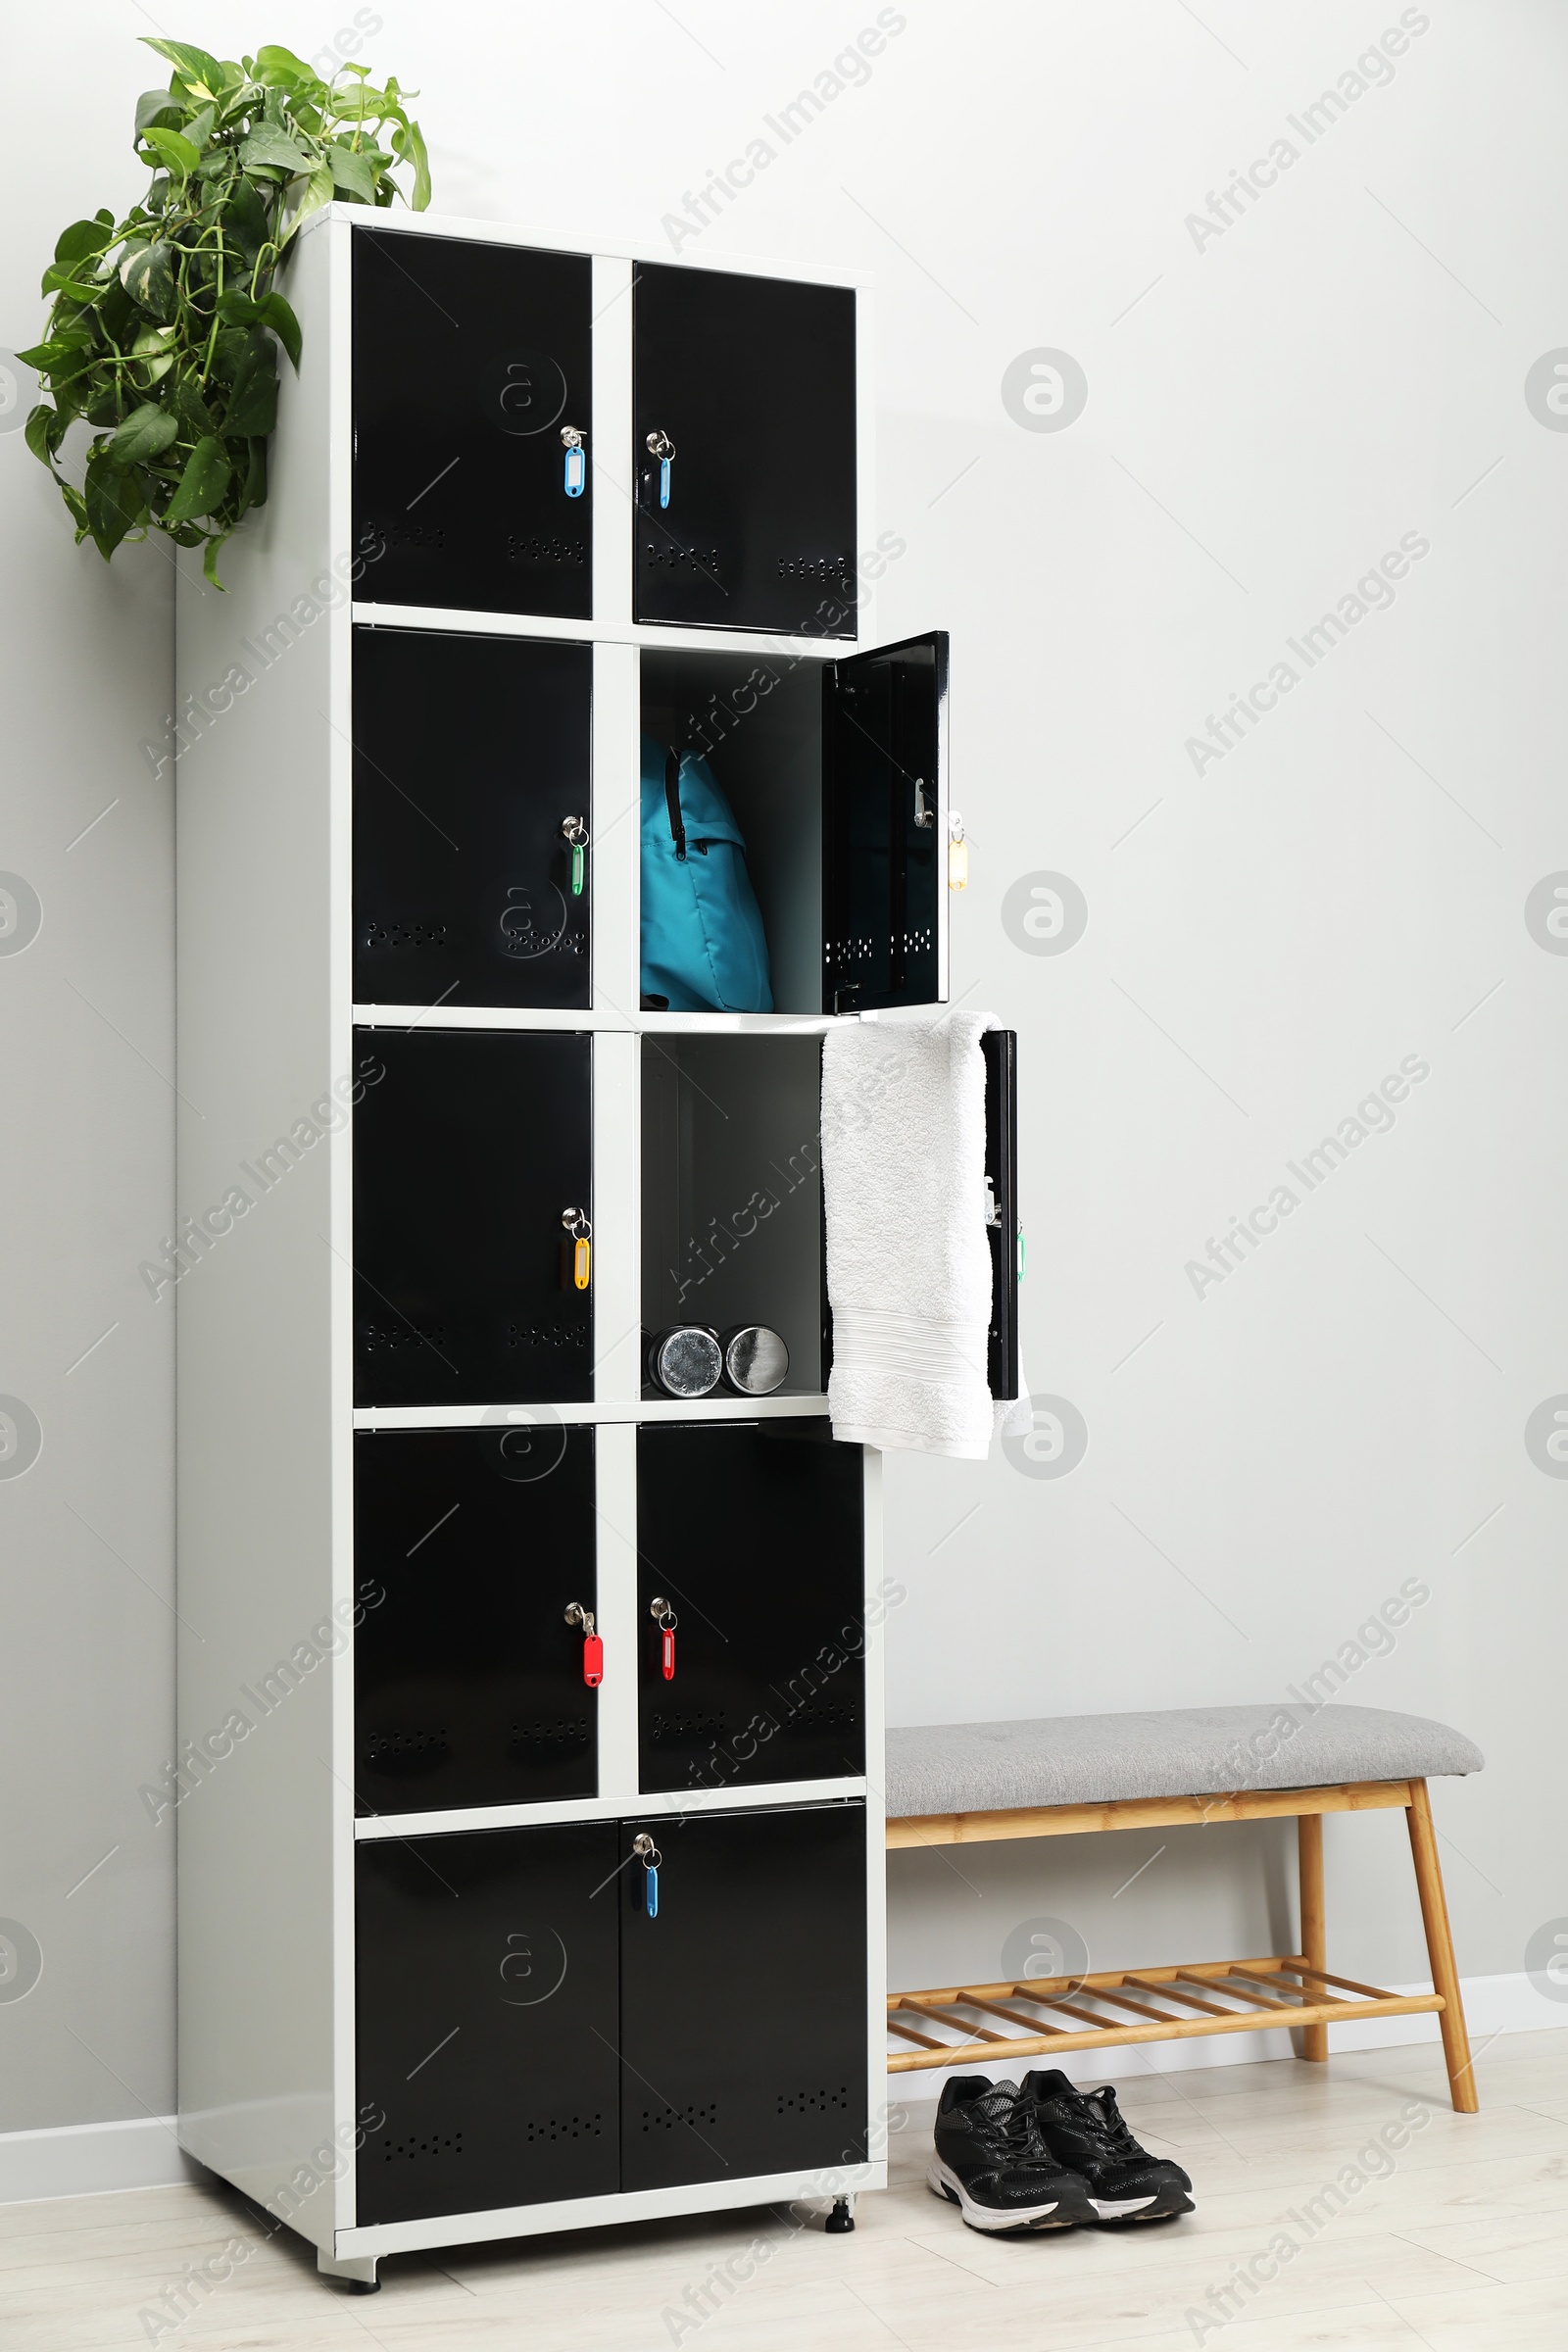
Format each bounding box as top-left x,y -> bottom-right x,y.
721,1325 -> 789,1396
648,1326 -> 723,1398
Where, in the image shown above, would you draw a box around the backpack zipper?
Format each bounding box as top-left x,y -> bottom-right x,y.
663,749 -> 687,862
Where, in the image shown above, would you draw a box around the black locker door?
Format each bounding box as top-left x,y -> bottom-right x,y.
352,227 -> 592,618
354,1427 -> 598,1814
632,265 -> 857,637
821,631 -> 948,1012
636,1424 -> 864,1793
982,1030 -> 1019,1403
353,629 -> 592,1010
353,1028 -> 592,1406
357,1823 -> 620,2225
619,1802 -> 867,2191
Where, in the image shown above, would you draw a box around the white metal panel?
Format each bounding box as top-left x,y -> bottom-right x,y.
351,599 -> 843,662
335,2155 -> 883,2265
594,1413 -> 640,1800
352,1777 -> 869,1841
306,201 -> 869,289
351,1396 -> 832,1430
593,1031 -> 641,1406
590,638 -> 641,1022
859,1447 -> 890,2157
173,212 -> 342,2253
591,256 -> 633,625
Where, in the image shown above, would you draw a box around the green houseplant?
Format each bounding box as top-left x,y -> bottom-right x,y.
19,37 -> 428,585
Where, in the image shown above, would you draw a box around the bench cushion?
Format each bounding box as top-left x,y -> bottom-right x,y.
885,1704 -> 1484,1819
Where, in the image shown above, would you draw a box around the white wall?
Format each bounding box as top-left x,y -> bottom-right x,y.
5,0 -> 1565,2139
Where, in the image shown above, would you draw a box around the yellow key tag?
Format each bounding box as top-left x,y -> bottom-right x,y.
573,1234 -> 591,1290
948,811 -> 968,892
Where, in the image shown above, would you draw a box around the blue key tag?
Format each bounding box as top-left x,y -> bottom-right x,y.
562,426 -> 585,498
646,430 -> 676,512
634,1834 -> 662,1918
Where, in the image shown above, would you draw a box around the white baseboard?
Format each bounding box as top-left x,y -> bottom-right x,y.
885,1971 -> 1563,2107
2,1976 -> 1557,2206
0,2114 -> 205,2205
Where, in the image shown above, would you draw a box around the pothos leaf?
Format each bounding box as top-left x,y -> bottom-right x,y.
327,145 -> 376,204
108,401 -> 178,467
140,36 -> 226,99
139,124 -> 201,179
135,86 -> 185,135
284,159 -> 336,245
220,330 -> 278,436
84,450 -> 147,558
162,436 -> 231,524
220,174 -> 271,263
54,219 -> 112,270
240,122 -> 311,173
121,238 -> 176,318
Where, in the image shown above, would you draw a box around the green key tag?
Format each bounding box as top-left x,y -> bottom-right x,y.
562,815 -> 589,898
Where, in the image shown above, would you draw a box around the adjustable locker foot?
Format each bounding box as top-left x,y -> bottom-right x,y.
826,2195 -> 857,2233
318,2246 -> 380,2290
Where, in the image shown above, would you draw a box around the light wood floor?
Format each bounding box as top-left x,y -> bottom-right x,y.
5,2029 -> 1568,2350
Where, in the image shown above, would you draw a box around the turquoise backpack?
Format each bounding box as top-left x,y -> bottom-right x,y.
639,735 -> 773,1012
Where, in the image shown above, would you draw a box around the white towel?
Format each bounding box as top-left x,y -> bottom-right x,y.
821,1010 -> 998,1458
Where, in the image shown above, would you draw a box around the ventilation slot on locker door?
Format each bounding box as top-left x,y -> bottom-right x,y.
381,2131 -> 464,2165
523,2111 -> 604,2143
509,1717 -> 590,1758
642,2102 -> 717,2133
362,919 -> 451,953
507,1322 -> 590,1352
784,1701 -> 859,1736
778,2084 -> 851,2117
648,1709 -> 729,1746
366,1727 -> 451,1772
508,530 -> 587,571
363,1320 -> 448,1356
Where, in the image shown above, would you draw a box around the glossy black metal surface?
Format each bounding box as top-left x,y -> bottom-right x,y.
821,631 -> 947,1010
632,265 -> 857,636
636,1422 -> 864,1792
353,629 -> 592,1009
353,1427 -> 597,1813
357,1823 -> 620,2224
352,227 -> 592,617
982,1029 -> 1019,1403
352,1027 -> 592,1406
619,1801 -> 868,2191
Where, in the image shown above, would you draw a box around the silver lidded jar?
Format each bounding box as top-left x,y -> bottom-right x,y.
648,1326 -> 723,1398
721,1325 -> 789,1396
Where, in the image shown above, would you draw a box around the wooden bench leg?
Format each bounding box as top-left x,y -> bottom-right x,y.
1406,1778 -> 1479,2113
1298,1812 -> 1328,2064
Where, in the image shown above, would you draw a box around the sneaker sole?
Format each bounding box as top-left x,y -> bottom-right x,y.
1092,2189 -> 1196,2222
925,2156 -> 1091,2232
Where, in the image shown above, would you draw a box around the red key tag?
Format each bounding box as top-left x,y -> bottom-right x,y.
566,1602 -> 603,1689
662,1624 -> 675,1681
651,1596 -> 677,1682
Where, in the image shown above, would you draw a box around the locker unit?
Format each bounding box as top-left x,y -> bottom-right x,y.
174,207 -> 993,2292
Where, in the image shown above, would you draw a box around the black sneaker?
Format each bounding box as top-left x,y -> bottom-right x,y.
1020,2070 -> 1194,2221
927,2077 -> 1098,2232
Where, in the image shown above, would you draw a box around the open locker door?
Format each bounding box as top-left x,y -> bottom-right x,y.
820,631 -> 949,1012
983,1028 -> 1020,1402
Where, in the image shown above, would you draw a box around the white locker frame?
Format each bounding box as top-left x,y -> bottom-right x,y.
174,206 -> 923,2285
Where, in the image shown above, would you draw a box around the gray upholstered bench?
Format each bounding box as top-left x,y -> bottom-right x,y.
885,1704 -> 1484,2113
